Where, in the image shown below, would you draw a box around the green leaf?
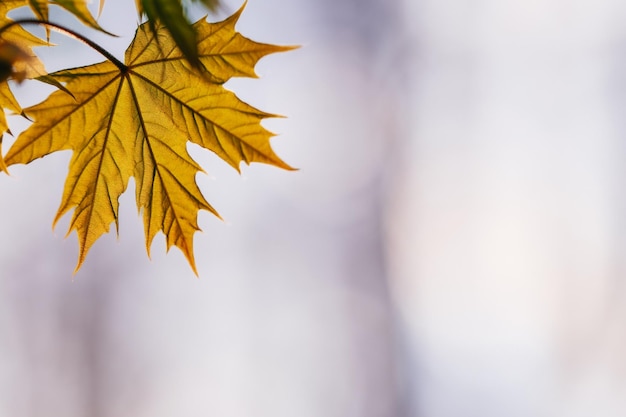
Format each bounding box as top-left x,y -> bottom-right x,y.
137,0 -> 199,67
191,0 -> 220,12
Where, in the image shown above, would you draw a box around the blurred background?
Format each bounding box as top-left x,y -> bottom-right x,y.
0,0 -> 625,415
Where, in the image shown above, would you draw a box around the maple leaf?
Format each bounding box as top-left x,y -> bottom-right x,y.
0,1 -> 49,78
0,40 -> 35,172
5,4 -> 294,274
0,1 -> 106,154
0,0 -> 50,172
0,81 -> 21,172
28,0 -> 108,36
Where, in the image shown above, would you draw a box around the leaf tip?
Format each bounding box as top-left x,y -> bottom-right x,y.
276,161 -> 298,171
182,249 -> 200,276
72,249 -> 88,275
277,44 -> 301,53
0,138 -> 9,174
72,262 -> 83,276
212,209 -> 224,222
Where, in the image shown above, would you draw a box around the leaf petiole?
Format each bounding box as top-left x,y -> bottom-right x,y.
0,19 -> 125,71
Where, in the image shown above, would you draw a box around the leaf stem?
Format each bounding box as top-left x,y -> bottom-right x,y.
0,19 -> 126,71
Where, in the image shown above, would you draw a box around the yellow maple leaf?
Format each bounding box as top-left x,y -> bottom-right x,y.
28,0 -> 108,35
0,0 -> 48,77
0,1 -> 107,172
5,4 -> 294,274
0,1 -> 47,47
0,1 -> 50,172
0,72 -> 23,172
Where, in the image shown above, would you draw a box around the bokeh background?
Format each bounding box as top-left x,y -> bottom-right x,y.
0,0 -> 625,415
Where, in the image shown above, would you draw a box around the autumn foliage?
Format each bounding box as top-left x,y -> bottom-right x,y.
0,0 -> 293,274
